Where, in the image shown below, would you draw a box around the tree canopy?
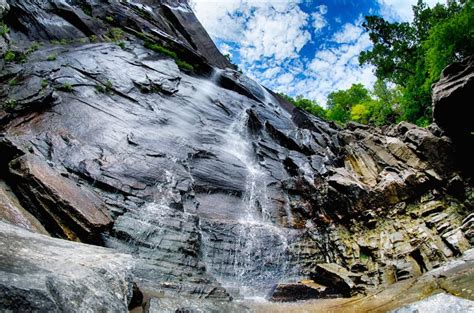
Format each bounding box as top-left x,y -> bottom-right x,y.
360,0 -> 473,126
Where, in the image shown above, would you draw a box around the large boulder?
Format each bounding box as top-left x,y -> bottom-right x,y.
0,221 -> 138,312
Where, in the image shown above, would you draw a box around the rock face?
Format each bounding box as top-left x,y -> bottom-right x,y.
0,221 -> 138,312
433,56 -> 474,175
0,0 -> 473,310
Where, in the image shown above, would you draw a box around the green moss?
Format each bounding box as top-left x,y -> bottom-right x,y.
0,23 -> 9,36
57,83 -> 74,93
8,78 -> 19,86
46,53 -> 57,61
107,27 -> 124,42
89,35 -> 98,43
117,41 -> 126,49
96,80 -> 113,94
2,99 -> 17,110
144,41 -> 177,59
4,50 -> 16,63
176,60 -> 194,71
143,41 -> 195,72
41,80 -> 49,88
105,16 -> 114,23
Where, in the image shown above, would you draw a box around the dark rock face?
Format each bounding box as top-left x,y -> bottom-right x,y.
0,221 -> 137,312
0,0 -> 473,310
433,56 -> 474,175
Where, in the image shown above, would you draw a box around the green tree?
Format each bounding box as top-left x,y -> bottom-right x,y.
326,83 -> 371,124
359,0 -> 471,126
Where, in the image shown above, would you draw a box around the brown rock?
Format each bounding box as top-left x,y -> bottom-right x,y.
0,181 -> 48,235
8,155 -> 111,242
269,280 -> 326,302
311,263 -> 356,297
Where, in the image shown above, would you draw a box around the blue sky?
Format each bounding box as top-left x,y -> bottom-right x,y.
189,0 -> 443,106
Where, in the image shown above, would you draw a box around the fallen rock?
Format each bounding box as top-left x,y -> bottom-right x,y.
269,280 -> 327,302
311,263 -> 356,297
0,221 -> 137,312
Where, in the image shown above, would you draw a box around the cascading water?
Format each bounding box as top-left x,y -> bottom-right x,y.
200,108 -> 302,299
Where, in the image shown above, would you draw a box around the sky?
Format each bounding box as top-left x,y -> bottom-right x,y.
189,0 -> 444,106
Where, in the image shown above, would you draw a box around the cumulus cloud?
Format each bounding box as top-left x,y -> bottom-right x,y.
190,0 -> 311,61
302,22 -> 376,105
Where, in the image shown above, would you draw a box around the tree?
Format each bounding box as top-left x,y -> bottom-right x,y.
326,84 -> 371,124
359,0 -> 471,126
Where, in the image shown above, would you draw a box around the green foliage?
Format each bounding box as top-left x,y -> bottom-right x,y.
41,80 -> 49,88
89,35 -> 98,42
144,41 -> 195,72
4,50 -> 16,62
117,41 -> 126,49
105,16 -> 114,23
107,27 -> 124,42
0,23 -> 9,36
281,81 -> 401,127
96,80 -> 113,93
46,53 -> 57,61
2,99 -> 17,110
144,41 -> 178,59
57,83 -> 74,93
360,0 -> 473,126
8,78 -> 18,86
327,84 -> 371,124
176,60 -> 194,71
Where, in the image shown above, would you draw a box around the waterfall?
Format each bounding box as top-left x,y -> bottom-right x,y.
200,110 -> 301,299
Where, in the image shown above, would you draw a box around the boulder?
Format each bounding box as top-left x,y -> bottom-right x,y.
311,263 -> 356,297
0,221 -> 137,312
269,280 -> 327,302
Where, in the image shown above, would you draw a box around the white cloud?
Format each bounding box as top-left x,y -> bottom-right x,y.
277,73 -> 295,85
312,5 -> 328,32
332,23 -> 363,43
190,0 -> 311,62
189,1 -> 378,106
378,0 -> 445,21
301,22 -> 376,105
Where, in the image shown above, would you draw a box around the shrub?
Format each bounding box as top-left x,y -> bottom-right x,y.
107,27 -> 124,42
4,50 -> 16,62
8,78 -> 18,86
144,41 -> 178,59
46,53 -> 57,61
57,83 -> 73,92
176,60 -> 194,71
2,99 -> 17,110
0,23 -> 9,36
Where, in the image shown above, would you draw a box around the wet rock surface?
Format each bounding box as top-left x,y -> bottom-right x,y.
0,0 -> 473,311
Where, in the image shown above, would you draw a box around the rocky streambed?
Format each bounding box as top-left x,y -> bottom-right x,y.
0,0 -> 473,312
